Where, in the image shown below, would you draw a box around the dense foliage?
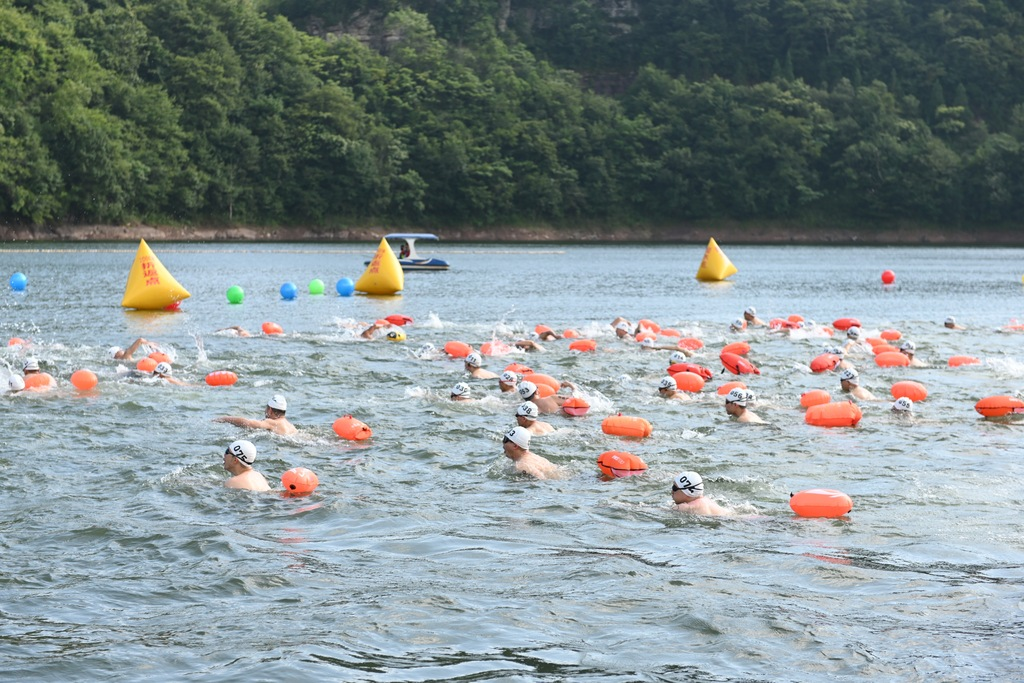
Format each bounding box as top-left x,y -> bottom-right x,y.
2,0 -> 1024,231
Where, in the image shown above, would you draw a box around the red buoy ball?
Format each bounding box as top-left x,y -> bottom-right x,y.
881,270 -> 896,285
70,369 -> 98,391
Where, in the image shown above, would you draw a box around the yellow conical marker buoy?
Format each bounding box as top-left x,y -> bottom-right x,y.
121,239 -> 191,310
695,237 -> 738,282
355,237 -> 404,295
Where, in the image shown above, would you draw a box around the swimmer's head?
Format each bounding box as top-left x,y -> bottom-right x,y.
499,371 -> 519,386
615,321 -> 631,332
839,368 -> 859,385
465,352 -> 482,368
516,401 -> 539,421
891,397 -> 914,413
639,337 -> 655,348
416,342 -> 436,356
669,351 -> 688,365
503,425 -> 531,450
657,376 -> 676,391
386,330 -> 406,342
8,375 -> 25,392
22,358 -> 39,373
824,345 -> 844,356
900,340 -> 915,353
108,346 -> 123,359
267,394 -> 287,412
729,318 -> 746,332
743,390 -> 756,404
517,380 -> 538,400
672,471 -> 704,499
154,362 -> 172,377
725,388 -> 747,407
225,439 -> 257,465
450,382 -> 471,398
944,316 -> 957,327
744,306 -> 756,318
846,326 -> 861,340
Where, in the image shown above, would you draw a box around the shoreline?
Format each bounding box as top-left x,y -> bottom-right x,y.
2,221 -> 1023,245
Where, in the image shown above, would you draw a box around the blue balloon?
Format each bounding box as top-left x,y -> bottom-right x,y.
335,277 -> 355,297
280,282 -> 298,300
9,272 -> 27,291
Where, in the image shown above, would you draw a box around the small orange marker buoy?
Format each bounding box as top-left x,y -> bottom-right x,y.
504,362 -> 533,375
70,369 -> 98,391
800,389 -> 831,408
8,337 -> 28,347
568,339 -> 597,352
597,451 -> 648,478
717,380 -> 747,396
522,373 -> 560,393
281,467 -> 319,497
385,314 -> 413,326
136,357 -> 158,372
720,352 -> 760,375
880,329 -> 901,341
721,341 -> 750,356
809,354 -> 840,373
636,319 -> 661,334
444,341 -> 472,358
948,355 -> 980,367
891,380 -> 927,402
872,344 -> 900,355
678,338 -> 704,351
205,370 -> 239,387
790,489 -> 853,518
832,317 -> 861,331
875,351 -> 910,367
601,414 -> 653,438
562,329 -> 580,339
562,397 -> 590,416
659,328 -> 681,337
672,372 -> 705,393
668,362 -> 713,380
332,415 -> 372,441
480,340 -> 513,356
148,351 -> 172,364
262,321 -> 284,335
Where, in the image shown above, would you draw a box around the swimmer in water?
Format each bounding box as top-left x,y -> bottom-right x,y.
360,322 -> 388,339
823,344 -> 854,370
214,394 -> 297,436
215,326 -> 251,338
944,316 -> 966,330
110,337 -> 151,360
7,375 -> 25,394
729,318 -> 747,333
843,326 -> 869,354
838,368 -> 878,401
724,387 -> 765,423
464,352 -> 498,380
498,371 -> 519,393
222,439 -> 271,491
515,400 -> 554,435
516,379 -> 576,414
657,376 -> 692,401
638,337 -> 679,352
891,396 -> 914,415
614,321 -> 634,340
899,340 -> 927,367
743,306 -> 767,327
535,327 -> 561,341
450,382 -> 473,401
671,471 -> 731,516
513,339 -> 545,352
152,362 -> 188,386
502,426 -> 559,480
21,358 -> 56,391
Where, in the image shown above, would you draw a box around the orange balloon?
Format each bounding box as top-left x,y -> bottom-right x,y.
70,369 -> 98,391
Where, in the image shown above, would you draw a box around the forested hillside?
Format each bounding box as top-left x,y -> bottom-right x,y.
3,0 -> 1024,234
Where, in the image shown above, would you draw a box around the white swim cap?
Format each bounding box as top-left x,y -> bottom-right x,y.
465,352 -> 482,368
417,342 -> 436,354
226,439 -> 257,465
108,346 -> 123,359
268,394 -> 287,411
669,351 -> 688,364
900,340 -> 915,352
672,471 -> 704,497
154,362 -> 172,376
725,388 -> 747,406
743,390 -> 756,404
944,316 -> 956,325
839,368 -> 859,384
504,425 -> 531,449
744,306 -> 756,316
8,375 -> 25,392
615,321 -> 631,332
23,358 -> 39,372
730,318 -> 746,331
892,397 -> 914,412
450,382 -> 471,397
824,345 -> 844,356
499,371 -> 519,385
658,376 -> 676,390
517,380 -> 538,400
846,326 -> 861,339
516,401 -> 539,420
640,337 -> 655,347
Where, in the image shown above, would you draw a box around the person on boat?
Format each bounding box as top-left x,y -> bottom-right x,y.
743,306 -> 767,327
21,358 -> 56,391
152,362 -> 188,386
222,439 -> 271,492
838,368 -> 878,401
214,394 -> 297,436
657,376 -> 692,401
110,337 -> 151,360
898,340 -> 927,367
724,387 -> 765,423
498,371 -> 520,393
671,471 -> 731,516
944,316 -> 966,330
515,401 -> 554,435
891,397 -> 914,415
517,379 -> 575,414
399,241 -> 410,259
464,352 -> 498,380
450,382 -> 474,401
502,426 -> 559,480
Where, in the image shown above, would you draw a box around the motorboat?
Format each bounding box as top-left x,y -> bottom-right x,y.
367,233 -> 450,271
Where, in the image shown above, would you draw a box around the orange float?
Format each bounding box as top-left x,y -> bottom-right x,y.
569,339 -> 597,352
562,397 -> 590,416
769,318 -> 797,330
562,329 -> 580,339
667,363 -> 713,380
480,340 -> 512,356
332,415 -> 373,440
717,380 -> 747,396
535,384 -> 556,398
880,329 -> 902,341
891,380 -> 927,402
504,362 -> 533,374
805,401 -> 862,427
281,467 -> 319,496
974,395 -> 1024,417
148,351 -> 172,364
534,324 -> 554,336
721,341 -> 750,356
865,337 -> 886,348
523,373 -> 560,393
809,354 -> 840,373
23,373 -> 56,390
70,369 -> 98,391
136,357 -> 158,372
872,344 -> 899,355
875,351 -> 910,367
8,337 -> 28,346
787,314 -> 805,324
672,372 -> 705,392
659,328 -> 681,337
678,338 -> 704,351
720,352 -> 760,375
635,332 -> 657,343
262,321 -> 284,335
800,389 -> 831,408
790,489 -> 853,518
832,317 -> 861,331
601,414 -> 653,438
597,451 -> 648,478
205,370 -> 239,387
948,355 -> 981,367
444,341 -> 473,358
637,319 -> 661,334
385,314 -> 413,326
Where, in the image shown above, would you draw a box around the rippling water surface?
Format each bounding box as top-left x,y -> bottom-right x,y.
2,242 -> 1023,681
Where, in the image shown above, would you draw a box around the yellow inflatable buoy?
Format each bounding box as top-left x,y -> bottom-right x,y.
355,238 -> 404,295
695,237 -> 738,282
121,239 -> 191,310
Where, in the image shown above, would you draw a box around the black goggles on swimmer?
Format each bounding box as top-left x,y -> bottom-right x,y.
672,483 -> 699,493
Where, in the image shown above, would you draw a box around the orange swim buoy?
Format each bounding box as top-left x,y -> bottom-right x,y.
872,344 -> 899,355
880,329 -> 902,341
659,328 -> 681,337
769,318 -> 797,330
480,340 -> 513,356
875,351 -> 910,367
790,489 -> 853,518
635,332 -> 657,343
385,314 -> 413,326
136,357 -> 158,372
720,351 -> 760,375
332,415 -> 373,440
717,380 -> 747,396
800,389 -> 831,408
562,397 -> 590,416
832,317 -> 861,331
974,395 -> 1024,417
444,341 -> 473,358
562,329 -> 580,339
281,467 -> 319,497
809,354 -> 840,373
637,319 -> 661,334
523,373 -> 560,393
505,363 -> 532,375
891,380 -> 927,402
865,337 -> 885,348
23,373 -> 56,390
597,451 -> 648,478
672,372 -> 705,392
721,341 -> 750,356
262,321 -> 284,335
568,339 -> 597,352
8,337 -> 28,346
678,338 -> 704,351
948,355 -> 981,367
787,314 -> 805,324
148,351 -> 172,364
70,369 -> 98,391
805,401 -> 862,427
205,370 -> 239,387
601,414 -> 653,438
534,324 -> 554,336
668,363 -> 713,380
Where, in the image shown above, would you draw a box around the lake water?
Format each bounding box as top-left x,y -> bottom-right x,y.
1,242 -> 1023,681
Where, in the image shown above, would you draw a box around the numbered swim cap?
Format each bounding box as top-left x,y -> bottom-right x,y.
154,362 -> 172,376
669,351 -> 688,365
640,337 -> 655,347
516,401 -> 539,420
823,345 -> 844,356
900,340 -> 915,352
743,390 -> 757,404
504,425 -> 531,450
450,382 -> 471,397
499,371 -> 519,385
517,380 -> 538,400
891,397 -> 914,412
944,316 -> 956,325
744,306 -> 756,316
725,388 -> 747,406
615,321 -> 631,332
267,394 -> 287,411
839,368 -> 859,384
8,375 -> 25,392
672,471 -> 704,497
23,358 -> 39,372
846,326 -> 861,339
658,376 -> 676,390
730,318 -> 746,331
226,439 -> 257,465
465,352 -> 482,368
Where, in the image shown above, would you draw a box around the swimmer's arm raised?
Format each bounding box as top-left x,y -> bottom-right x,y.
214,416 -> 270,429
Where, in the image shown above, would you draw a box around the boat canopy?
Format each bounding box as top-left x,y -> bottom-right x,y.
383,233 -> 440,241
